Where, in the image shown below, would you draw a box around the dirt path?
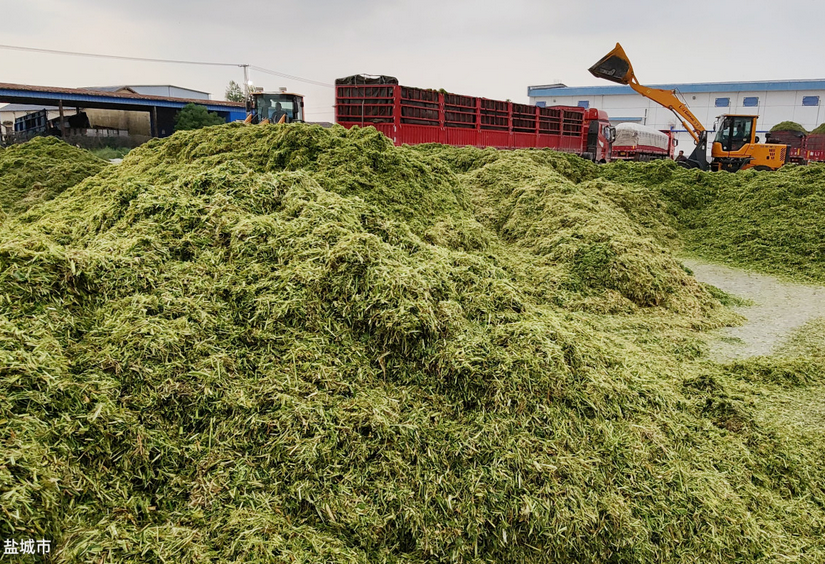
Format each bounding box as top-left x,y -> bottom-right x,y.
682,258 -> 825,360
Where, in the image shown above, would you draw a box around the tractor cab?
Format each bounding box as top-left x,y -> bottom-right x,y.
247,89 -> 305,123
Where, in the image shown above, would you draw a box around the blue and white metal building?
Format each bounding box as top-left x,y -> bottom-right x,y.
0,82 -> 245,140
528,79 -> 825,150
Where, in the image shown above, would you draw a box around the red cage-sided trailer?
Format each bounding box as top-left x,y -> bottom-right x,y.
764,130 -> 825,164
335,75 -> 613,162
808,135 -> 825,162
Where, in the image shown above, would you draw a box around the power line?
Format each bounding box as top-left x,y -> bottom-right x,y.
249,65 -> 333,88
0,43 -> 240,67
0,43 -> 334,88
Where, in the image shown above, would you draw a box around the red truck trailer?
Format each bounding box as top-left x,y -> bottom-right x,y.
807,135 -> 825,162
764,130 -> 825,164
610,123 -> 677,161
335,75 -> 614,162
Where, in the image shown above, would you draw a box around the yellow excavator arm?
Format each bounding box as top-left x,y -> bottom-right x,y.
588,43 -> 710,169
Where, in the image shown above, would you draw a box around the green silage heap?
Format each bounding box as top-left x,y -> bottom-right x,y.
0,136 -> 107,216
2,124 -> 824,563
600,159 -> 825,283
770,121 -> 808,133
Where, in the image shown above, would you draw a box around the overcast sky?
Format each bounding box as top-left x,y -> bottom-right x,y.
2,0 -> 824,121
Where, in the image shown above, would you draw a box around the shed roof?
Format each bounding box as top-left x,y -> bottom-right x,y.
0,103 -> 63,112
0,82 -> 243,113
83,85 -> 210,95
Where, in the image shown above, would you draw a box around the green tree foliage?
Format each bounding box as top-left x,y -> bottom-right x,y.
225,80 -> 245,102
174,103 -> 226,131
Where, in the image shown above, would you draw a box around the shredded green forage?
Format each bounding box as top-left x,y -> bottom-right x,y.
2,124 -> 824,563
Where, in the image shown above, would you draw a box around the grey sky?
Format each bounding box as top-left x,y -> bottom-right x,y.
2,0 -> 824,121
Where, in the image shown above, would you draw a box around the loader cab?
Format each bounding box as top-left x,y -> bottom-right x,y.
248,91 -> 305,123
713,115 -> 755,152
711,114 -> 787,172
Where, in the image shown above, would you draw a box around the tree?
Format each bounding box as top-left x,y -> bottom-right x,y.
174,103 -> 226,131
225,80 -> 245,102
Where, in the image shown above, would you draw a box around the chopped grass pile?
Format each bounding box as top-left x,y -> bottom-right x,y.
90,146 -> 132,160
424,148 -> 701,313
770,121 -> 807,133
0,137 -> 107,216
811,124 -> 825,135
600,159 -> 825,283
2,124 -> 825,563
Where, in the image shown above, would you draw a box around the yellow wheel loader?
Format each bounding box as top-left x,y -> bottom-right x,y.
588,43 -> 788,171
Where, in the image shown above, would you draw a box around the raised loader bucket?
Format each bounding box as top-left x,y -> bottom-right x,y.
588,43 -> 635,85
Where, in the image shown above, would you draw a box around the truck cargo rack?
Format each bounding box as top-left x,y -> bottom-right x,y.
334,74 -> 607,157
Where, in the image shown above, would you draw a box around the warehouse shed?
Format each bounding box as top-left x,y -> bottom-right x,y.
0,82 -> 245,146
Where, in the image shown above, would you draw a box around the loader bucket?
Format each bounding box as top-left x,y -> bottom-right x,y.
588,43 -> 635,85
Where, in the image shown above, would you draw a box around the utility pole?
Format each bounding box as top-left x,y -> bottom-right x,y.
241,64 -> 249,98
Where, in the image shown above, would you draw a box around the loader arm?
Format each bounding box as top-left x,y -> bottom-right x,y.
588,43 -> 709,169
625,81 -> 705,144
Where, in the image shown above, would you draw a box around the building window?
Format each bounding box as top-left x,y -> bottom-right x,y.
743,96 -> 759,107
802,96 -> 820,107
536,101 -> 546,108
577,100 -> 590,109
715,97 -> 730,107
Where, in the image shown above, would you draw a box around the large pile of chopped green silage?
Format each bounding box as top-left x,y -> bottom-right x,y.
770,121 -> 807,133
812,124 -> 825,135
600,159 -> 825,283
0,136 -> 106,216
2,124 -> 825,563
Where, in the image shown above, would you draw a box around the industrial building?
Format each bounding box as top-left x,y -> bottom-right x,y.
84,85 -> 210,100
528,79 -> 825,150
0,83 -> 243,145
